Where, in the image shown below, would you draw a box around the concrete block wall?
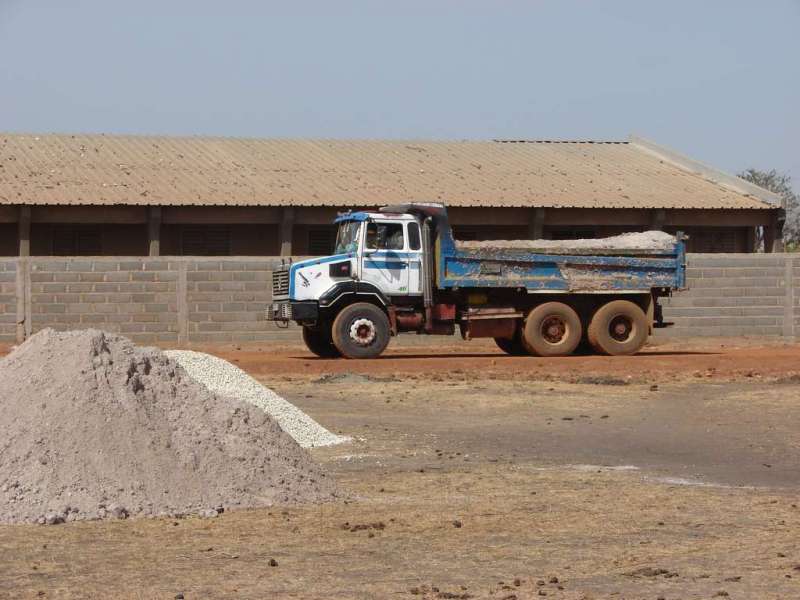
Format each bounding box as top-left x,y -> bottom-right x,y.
0,257 -> 296,344
27,259 -> 180,343
185,258 -> 281,343
659,253 -> 799,338
0,254 -> 797,344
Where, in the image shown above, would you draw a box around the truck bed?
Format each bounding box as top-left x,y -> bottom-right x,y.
438,231 -> 686,292
454,231 -> 676,254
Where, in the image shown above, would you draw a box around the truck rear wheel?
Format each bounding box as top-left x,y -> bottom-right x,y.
522,302 -> 582,357
587,300 -> 649,356
494,330 -> 528,356
302,325 -> 341,358
331,302 -> 391,359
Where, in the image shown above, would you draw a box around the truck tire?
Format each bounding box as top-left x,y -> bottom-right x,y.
522,302 -> 582,357
331,302 -> 391,359
302,325 -> 341,358
494,331 -> 528,356
587,300 -> 649,356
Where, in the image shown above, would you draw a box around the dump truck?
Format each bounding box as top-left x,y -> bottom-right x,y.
267,203 -> 686,359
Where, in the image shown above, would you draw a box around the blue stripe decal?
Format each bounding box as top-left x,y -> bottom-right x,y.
365,261 -> 408,270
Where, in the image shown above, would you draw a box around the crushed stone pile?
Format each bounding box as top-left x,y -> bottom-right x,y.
164,350 -> 349,449
0,329 -> 337,525
456,230 -> 676,252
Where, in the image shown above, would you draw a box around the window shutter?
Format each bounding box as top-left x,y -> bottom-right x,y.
181,226 -> 231,256
52,225 -> 103,255
308,227 -> 335,255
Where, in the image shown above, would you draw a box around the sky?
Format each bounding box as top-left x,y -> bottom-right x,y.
1,0 -> 798,183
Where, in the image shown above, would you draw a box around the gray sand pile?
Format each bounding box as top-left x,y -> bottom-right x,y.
0,329 -> 337,524
456,230 -> 676,252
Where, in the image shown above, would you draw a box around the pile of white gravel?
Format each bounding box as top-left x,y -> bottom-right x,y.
165,350 -> 349,449
456,230 -> 676,252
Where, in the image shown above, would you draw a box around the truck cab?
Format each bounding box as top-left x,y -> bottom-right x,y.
268,203 -> 685,360
269,209 -> 427,357
337,211 -> 424,298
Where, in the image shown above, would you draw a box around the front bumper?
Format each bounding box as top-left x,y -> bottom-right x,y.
266,300 -> 319,323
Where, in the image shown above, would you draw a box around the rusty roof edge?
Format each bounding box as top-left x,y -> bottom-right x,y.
628,135 -> 782,208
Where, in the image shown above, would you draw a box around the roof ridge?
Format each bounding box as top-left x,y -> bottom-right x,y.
493,139 -> 628,144
1,132 -> 631,145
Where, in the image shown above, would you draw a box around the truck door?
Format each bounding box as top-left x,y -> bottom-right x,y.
360,220 -> 410,296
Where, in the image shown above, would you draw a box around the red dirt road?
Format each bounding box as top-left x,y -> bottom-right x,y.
2,337 -> 798,382
193,337 -> 800,383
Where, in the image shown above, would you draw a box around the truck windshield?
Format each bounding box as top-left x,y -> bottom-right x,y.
334,221 -> 361,254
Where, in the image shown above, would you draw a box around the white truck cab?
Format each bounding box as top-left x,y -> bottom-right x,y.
276,211 -> 423,303
268,210 -> 425,357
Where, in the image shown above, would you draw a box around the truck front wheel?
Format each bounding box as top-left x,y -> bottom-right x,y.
522,302 -> 582,357
331,302 -> 391,359
302,325 -> 341,358
587,300 -> 649,356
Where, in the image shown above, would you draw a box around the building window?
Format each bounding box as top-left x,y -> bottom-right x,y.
52,225 -> 103,255
452,227 -> 477,241
686,229 -> 743,253
548,228 -> 597,241
180,226 -> 231,255
308,227 -> 336,255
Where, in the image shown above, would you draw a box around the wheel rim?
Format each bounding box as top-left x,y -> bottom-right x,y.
608,314 -> 634,342
349,318 -> 376,346
540,315 -> 567,344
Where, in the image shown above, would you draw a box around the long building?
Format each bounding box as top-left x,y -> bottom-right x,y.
0,133 -> 784,257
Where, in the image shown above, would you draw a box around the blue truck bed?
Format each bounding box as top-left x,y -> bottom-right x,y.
435,229 -> 686,293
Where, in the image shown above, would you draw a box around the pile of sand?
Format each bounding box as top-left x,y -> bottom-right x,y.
456,230 -> 677,252
0,329 -> 337,524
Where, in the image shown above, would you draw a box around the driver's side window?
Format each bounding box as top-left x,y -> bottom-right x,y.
366,222 -> 405,251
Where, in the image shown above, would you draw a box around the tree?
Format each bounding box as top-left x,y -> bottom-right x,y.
738,168 -> 799,249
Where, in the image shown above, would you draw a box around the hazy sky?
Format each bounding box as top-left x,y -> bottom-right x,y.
1,0 -> 798,183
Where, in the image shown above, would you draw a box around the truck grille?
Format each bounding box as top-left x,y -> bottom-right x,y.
272,268 -> 289,297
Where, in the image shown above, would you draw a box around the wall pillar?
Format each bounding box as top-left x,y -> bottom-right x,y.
650,209 -> 666,231
527,208 -> 546,240
783,255 -> 796,339
15,259 -> 26,343
18,206 -> 31,257
177,260 -> 188,344
148,206 -> 162,256
280,207 -> 295,256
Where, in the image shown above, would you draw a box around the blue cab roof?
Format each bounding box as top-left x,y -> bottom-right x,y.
334,212 -> 371,224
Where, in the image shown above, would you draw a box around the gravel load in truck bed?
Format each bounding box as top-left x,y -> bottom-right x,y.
165,350 -> 349,449
0,329 -> 337,524
455,230 -> 676,252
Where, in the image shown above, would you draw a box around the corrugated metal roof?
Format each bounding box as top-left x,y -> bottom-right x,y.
0,133 -> 776,210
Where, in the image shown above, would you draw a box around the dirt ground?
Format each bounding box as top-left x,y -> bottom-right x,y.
2,337 -> 800,599
192,336 -> 800,384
